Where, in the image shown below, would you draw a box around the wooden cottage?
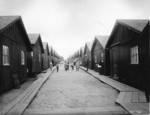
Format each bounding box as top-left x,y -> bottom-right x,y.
49,46 -> 53,65
84,41 -> 93,69
28,34 -> 44,76
105,20 -> 149,91
91,35 -> 109,74
50,48 -> 57,66
42,42 -> 50,70
51,49 -> 61,66
0,16 -> 32,93
79,47 -> 85,66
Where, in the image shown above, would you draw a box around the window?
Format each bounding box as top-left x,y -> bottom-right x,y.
130,46 -> 139,64
31,51 -> 33,57
101,53 -> 104,62
21,51 -> 25,65
3,45 -> 9,65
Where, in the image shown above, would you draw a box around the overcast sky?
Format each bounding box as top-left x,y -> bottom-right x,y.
0,0 -> 150,59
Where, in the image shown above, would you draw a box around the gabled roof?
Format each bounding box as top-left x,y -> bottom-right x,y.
81,47 -> 85,52
117,19 -> 149,32
95,35 -> 109,48
84,41 -> 93,55
42,42 -> 48,49
49,46 -> 52,51
106,19 -> 149,48
42,42 -> 50,55
49,46 -> 52,53
86,41 -> 93,51
80,47 -> 85,54
28,33 -> 44,53
0,16 -> 20,32
28,34 -> 40,44
0,16 -> 32,51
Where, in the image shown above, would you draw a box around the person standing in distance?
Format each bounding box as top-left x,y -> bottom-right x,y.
56,64 -> 59,72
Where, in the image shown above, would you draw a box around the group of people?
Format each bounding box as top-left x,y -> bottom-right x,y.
64,62 -> 79,71
50,62 -> 59,72
64,62 -> 69,71
50,61 -> 80,72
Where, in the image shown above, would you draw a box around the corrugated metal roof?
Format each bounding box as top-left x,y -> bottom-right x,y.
28,34 -> 40,44
95,35 -> 109,47
117,19 -> 149,32
0,16 -> 20,31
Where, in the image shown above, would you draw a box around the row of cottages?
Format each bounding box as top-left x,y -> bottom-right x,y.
0,16 -> 32,93
72,50 -> 80,64
49,46 -> 52,63
28,34 -> 44,76
79,47 -> 85,66
78,19 -> 149,92
69,19 -> 149,98
50,48 -> 61,66
0,16 -> 61,94
105,20 -> 149,90
49,46 -> 62,66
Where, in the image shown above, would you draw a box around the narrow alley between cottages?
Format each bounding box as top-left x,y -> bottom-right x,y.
23,64 -> 127,115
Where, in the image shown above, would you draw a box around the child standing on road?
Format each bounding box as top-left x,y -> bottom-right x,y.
56,64 -> 59,72
49,62 -> 53,71
76,65 -> 79,71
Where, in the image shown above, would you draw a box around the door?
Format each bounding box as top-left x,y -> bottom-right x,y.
110,47 -> 119,79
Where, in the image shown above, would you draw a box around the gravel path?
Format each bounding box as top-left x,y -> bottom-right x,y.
28,65 -> 125,113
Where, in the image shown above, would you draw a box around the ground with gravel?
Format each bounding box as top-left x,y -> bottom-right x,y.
28,64 -> 126,113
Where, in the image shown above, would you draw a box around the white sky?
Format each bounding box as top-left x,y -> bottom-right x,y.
0,0 -> 150,59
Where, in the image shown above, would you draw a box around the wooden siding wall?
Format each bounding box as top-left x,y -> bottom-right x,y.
81,54 -> 86,67
104,49 -> 110,75
27,51 -> 32,76
108,23 -> 149,90
84,47 -> 92,69
109,25 -> 138,79
32,41 -> 42,73
0,21 -> 28,93
137,24 -> 149,90
149,23 -> 150,92
92,41 -> 104,72
42,46 -> 49,70
0,34 -> 3,93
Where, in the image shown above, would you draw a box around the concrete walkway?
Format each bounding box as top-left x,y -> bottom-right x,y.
80,66 -> 150,115
0,67 -> 56,115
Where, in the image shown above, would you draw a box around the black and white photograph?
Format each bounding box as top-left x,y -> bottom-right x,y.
0,0 -> 149,115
